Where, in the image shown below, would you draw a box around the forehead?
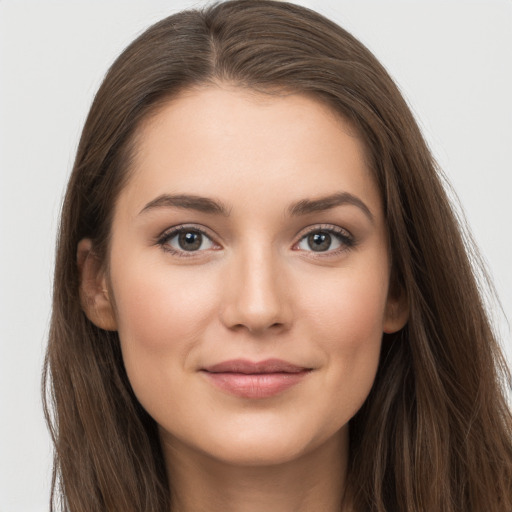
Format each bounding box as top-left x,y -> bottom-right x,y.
117,85 -> 381,218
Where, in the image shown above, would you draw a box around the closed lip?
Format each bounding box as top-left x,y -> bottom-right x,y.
201,358 -> 312,374
201,358 -> 313,399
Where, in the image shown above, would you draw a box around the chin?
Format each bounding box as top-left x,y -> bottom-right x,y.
161,416 -> 348,469
211,437 -> 310,467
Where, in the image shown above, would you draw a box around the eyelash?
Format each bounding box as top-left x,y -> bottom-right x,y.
156,225 -> 218,258
155,224 -> 356,259
294,224 -> 356,258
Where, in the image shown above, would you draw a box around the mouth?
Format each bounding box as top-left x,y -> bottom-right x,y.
201,358 -> 313,399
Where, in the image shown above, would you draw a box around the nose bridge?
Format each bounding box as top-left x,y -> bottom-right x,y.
221,236 -> 290,333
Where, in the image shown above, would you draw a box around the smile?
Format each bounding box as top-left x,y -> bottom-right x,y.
201,358 -> 313,399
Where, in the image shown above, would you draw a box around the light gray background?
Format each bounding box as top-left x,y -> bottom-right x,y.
1,1 -> 511,510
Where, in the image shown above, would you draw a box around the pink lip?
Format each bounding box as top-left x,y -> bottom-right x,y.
201,358 -> 312,399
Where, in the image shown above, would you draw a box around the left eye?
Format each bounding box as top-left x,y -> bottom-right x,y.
296,230 -> 348,253
162,229 -> 216,252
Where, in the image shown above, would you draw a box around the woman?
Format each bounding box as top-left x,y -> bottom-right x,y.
43,1 -> 512,510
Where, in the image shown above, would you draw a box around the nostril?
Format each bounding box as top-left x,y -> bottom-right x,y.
219,264 -> 293,333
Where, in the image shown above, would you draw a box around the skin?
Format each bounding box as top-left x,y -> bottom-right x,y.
79,85 -> 408,512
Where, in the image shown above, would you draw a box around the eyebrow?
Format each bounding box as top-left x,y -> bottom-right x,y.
139,191 -> 373,222
287,192 -> 374,222
139,194 -> 231,216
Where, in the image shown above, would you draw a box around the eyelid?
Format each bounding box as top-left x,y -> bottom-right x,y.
293,224 -> 356,255
156,224 -> 221,257
156,223 -> 216,241
155,222 -> 356,258
296,223 -> 353,239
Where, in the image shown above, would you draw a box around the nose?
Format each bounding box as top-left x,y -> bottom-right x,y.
219,244 -> 292,335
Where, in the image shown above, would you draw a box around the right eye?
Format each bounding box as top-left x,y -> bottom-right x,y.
157,227 -> 218,256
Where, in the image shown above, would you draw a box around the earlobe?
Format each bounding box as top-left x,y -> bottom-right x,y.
383,289 -> 409,334
77,238 -> 118,331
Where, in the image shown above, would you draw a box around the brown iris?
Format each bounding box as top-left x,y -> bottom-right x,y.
178,231 -> 203,251
307,232 -> 332,252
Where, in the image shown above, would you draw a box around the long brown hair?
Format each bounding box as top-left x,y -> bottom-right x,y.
43,1 -> 512,510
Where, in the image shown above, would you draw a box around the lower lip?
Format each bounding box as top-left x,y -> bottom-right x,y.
202,370 -> 311,399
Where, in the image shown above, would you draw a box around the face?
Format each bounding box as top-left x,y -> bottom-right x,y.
81,86 -> 407,467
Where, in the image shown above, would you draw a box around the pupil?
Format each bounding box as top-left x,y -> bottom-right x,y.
178,231 -> 202,251
308,232 -> 331,252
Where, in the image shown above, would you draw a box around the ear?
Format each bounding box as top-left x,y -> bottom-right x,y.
383,286 -> 409,334
77,238 -> 117,331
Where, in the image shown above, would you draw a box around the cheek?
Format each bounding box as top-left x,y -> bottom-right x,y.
301,261 -> 389,344
109,257 -> 220,408
298,263 -> 389,400
112,262 -> 218,351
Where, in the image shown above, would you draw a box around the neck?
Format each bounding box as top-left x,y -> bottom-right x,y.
161,428 -> 350,512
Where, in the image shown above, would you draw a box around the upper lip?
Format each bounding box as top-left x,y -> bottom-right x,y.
202,358 -> 310,374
